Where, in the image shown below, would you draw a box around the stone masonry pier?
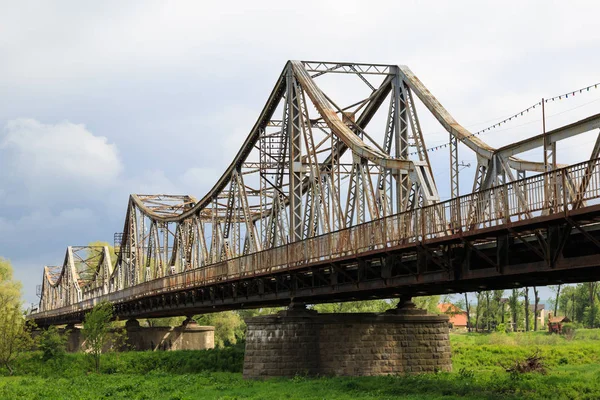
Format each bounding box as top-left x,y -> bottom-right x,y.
243,301 -> 451,378
64,319 -> 215,352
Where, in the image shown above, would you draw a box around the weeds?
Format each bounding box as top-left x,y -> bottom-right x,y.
0,331 -> 599,399
458,367 -> 474,379
500,350 -> 547,375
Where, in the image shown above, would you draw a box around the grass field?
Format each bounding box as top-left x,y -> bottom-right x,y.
1,330 -> 599,399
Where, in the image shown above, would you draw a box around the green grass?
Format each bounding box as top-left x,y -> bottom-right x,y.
451,329 -> 600,371
7,344 -> 245,378
0,331 -> 599,399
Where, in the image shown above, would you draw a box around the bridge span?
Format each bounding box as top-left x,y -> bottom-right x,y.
30,61 -> 600,328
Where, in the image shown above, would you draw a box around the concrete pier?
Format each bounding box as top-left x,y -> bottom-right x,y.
243,301 -> 451,378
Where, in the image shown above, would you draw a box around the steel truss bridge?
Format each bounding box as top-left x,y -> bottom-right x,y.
31,61 -> 600,326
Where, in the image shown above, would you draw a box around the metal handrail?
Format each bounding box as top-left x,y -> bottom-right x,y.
31,157 -> 600,320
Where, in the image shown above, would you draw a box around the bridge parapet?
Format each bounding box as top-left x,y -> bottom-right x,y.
30,156 -> 600,326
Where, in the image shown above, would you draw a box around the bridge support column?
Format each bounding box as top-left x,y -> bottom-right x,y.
58,319 -> 215,352
125,318 -> 215,351
243,299 -> 451,378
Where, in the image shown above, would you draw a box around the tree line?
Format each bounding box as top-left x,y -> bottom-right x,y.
454,283 -> 600,332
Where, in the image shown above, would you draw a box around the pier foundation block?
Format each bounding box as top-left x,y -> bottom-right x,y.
64,320 -> 214,352
243,302 -> 451,378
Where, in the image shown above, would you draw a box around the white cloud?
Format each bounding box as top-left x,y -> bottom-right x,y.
1,119 -> 122,203
0,207 -> 97,250
179,167 -> 220,195
126,169 -> 179,195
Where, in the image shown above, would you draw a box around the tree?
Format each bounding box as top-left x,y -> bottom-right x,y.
533,287 -> 540,331
237,307 -> 283,319
146,316 -> 186,327
412,295 -> 441,315
492,290 -> 505,324
478,290 -> 505,331
462,293 -> 472,332
38,326 -> 68,361
508,289 -> 522,331
0,257 -> 21,301
523,287 -> 530,332
472,291 -> 504,332
557,284 -> 600,326
474,292 -> 485,332
312,299 -> 396,314
586,282 -> 599,328
194,311 -> 245,348
0,257 -> 33,374
87,241 -> 118,269
550,285 -> 562,317
0,300 -> 34,375
82,302 -> 114,372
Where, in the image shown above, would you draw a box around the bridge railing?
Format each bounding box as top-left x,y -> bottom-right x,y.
32,158 -> 600,320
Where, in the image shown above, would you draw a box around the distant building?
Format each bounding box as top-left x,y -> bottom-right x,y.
437,303 -> 468,330
529,303 -> 546,328
548,315 -> 570,334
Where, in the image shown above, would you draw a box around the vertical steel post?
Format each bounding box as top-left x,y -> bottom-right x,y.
287,66 -> 303,242
449,132 -> 459,229
542,98 -> 557,212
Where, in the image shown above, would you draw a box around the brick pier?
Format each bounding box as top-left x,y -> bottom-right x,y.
243,301 -> 451,378
63,319 -> 215,352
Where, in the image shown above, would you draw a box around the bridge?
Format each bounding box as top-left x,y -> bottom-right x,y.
30,61 -> 600,329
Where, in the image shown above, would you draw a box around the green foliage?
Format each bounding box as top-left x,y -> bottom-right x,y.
412,296 -> 440,314
237,307 -> 283,319
311,299 -> 396,313
472,290 -> 507,332
1,332 -> 600,398
146,317 -> 186,327
451,330 -> 600,371
561,322 -> 579,338
87,241 -> 118,269
0,257 -> 21,303
558,283 -> 600,328
7,344 -> 244,377
458,367 -> 475,379
0,302 -> 34,375
1,355 -> 600,399
508,288 -> 523,331
82,302 -> 114,372
38,326 -> 67,361
0,257 -> 32,375
194,311 -> 245,348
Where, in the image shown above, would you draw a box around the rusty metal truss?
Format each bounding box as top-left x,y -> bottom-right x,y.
32,61 -> 600,324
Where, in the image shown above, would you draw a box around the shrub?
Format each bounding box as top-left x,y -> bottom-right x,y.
562,323 -> 579,339
38,326 -> 67,361
82,302 -> 114,372
558,357 -> 569,365
458,367 -> 474,379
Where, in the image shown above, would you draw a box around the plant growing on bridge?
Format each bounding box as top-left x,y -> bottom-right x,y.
82,301 -> 114,372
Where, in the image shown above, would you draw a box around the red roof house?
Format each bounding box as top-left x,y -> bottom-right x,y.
437,303 -> 468,329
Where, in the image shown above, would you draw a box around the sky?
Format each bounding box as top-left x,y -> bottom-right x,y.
1,0 -> 600,306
